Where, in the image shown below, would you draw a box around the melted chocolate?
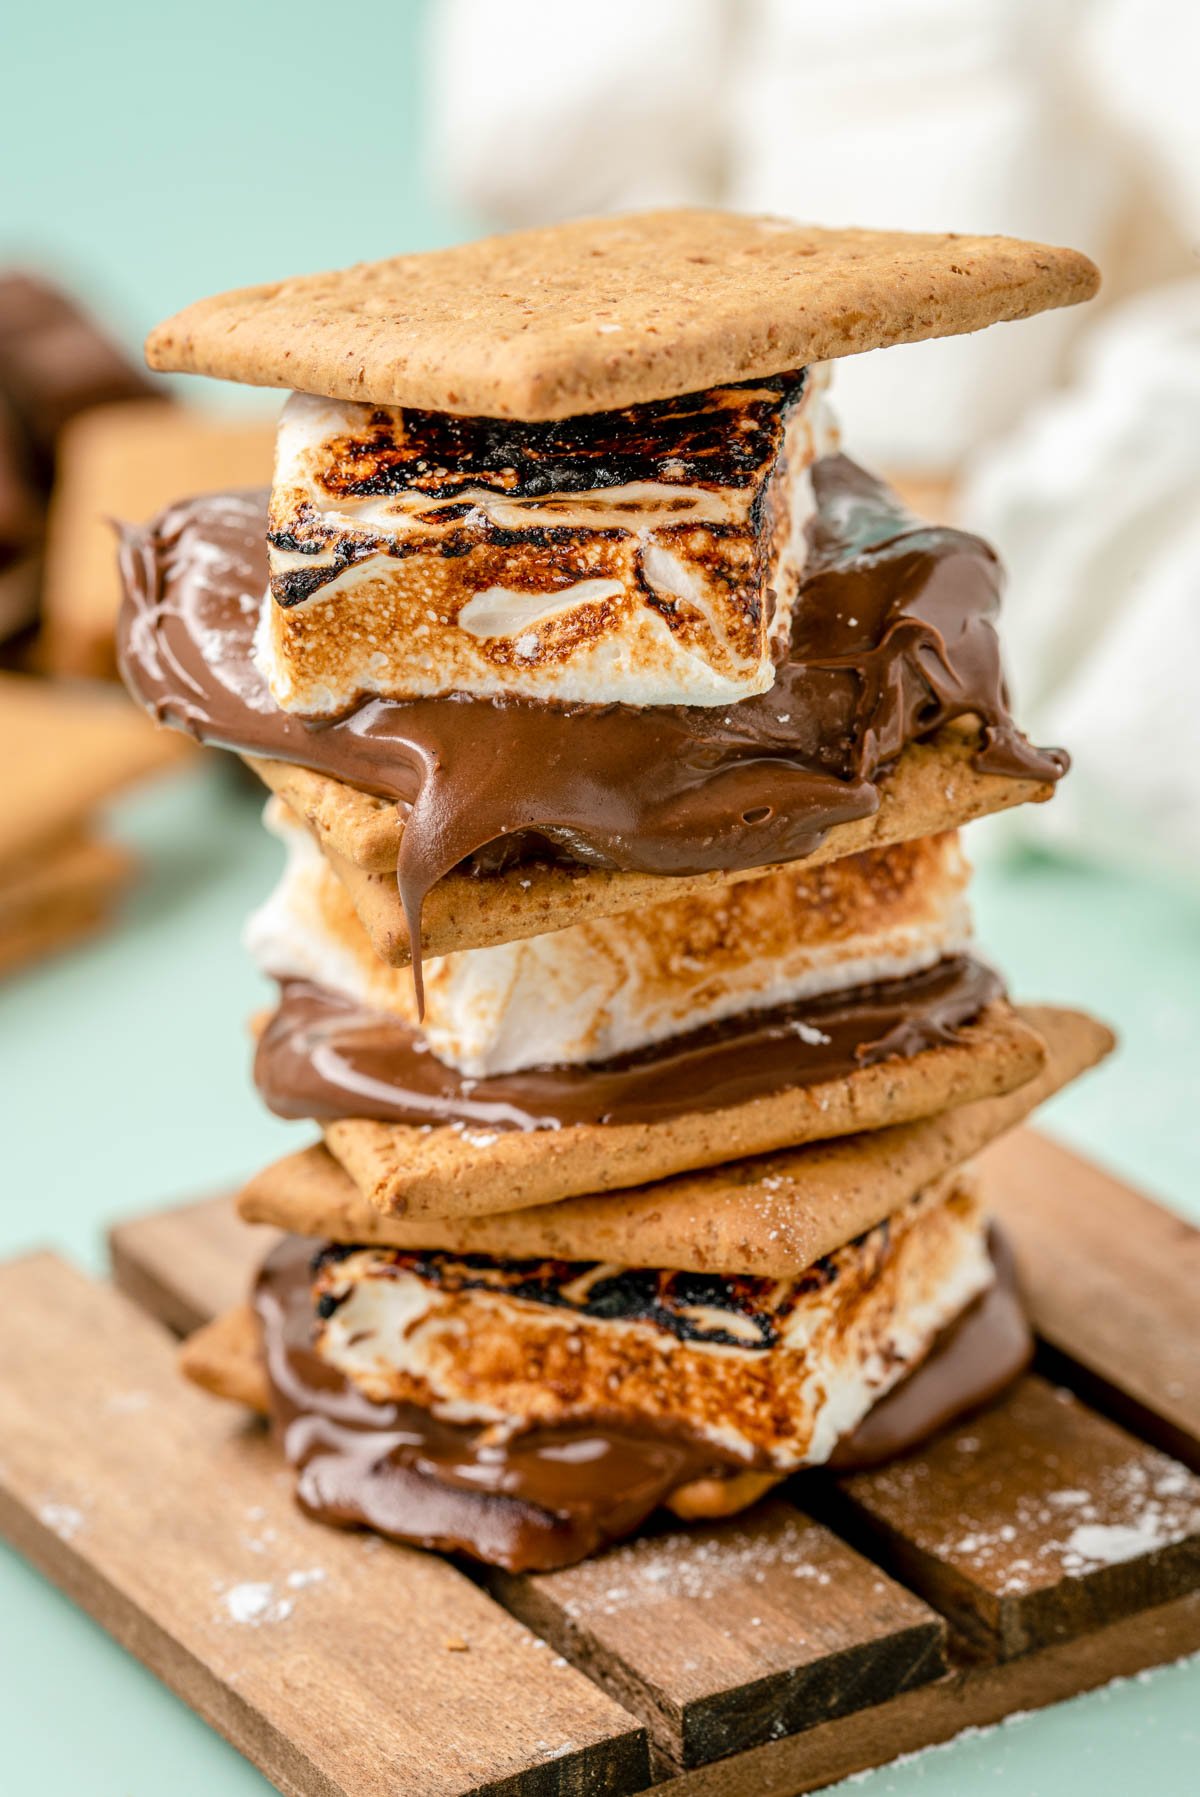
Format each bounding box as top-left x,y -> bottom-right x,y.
255,954 -> 1002,1130
116,457 -> 1066,1005
828,1228 -> 1032,1469
256,1230 -> 1031,1572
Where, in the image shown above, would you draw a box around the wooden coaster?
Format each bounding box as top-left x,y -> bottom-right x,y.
63,1128 -> 1200,1792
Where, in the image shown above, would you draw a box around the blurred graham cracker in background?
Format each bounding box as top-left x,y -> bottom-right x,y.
0,672 -> 188,976
886,471 -> 957,523
40,401 -> 275,679
0,831 -> 134,976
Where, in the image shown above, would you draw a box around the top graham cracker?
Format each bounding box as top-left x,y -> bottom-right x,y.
144,209 -> 1100,421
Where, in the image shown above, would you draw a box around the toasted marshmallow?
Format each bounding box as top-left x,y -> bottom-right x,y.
259,368 -> 838,713
312,1177 -> 991,1471
246,800 -> 973,1077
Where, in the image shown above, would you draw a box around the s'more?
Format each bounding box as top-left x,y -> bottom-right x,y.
119,209 -> 1113,1570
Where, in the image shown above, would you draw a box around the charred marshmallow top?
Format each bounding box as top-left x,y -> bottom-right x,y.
260,368 -> 837,712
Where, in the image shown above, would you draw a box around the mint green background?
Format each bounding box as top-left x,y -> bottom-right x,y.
1,3 -> 1197,1789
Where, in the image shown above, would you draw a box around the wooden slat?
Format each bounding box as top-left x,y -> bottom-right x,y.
111,1198 -> 950,1773
666,1590 -> 1200,1797
110,1190 -> 273,1335
980,1127 -> 1200,1469
826,1375 -> 1200,1658
493,1500 -> 946,1770
101,1134 -> 1200,1788
0,1254 -> 650,1797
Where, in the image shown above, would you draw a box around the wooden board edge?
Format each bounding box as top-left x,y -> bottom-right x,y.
662,1590 -> 1200,1796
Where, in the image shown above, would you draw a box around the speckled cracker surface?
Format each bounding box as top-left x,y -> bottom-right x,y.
319,1001 -> 1046,1220
241,1008 -> 1112,1272
146,210 -> 1099,420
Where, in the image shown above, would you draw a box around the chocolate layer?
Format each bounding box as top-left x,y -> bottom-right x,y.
254,954 -> 1002,1130
117,455 -> 1065,1001
256,1229 -> 1031,1573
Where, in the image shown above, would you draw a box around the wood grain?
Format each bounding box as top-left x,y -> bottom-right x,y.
827,1376 -> 1200,1658
980,1128 -> 1200,1469
493,1499 -> 945,1770
96,1130 -> 1200,1792
0,1253 -> 650,1797
665,1590 -> 1200,1797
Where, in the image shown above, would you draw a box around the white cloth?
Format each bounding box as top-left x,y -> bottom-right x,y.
430,0 -> 1200,874
430,0 -> 1117,464
961,281 -> 1200,884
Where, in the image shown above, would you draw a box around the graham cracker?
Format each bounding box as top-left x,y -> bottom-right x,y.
241,1008 -> 1111,1276
0,831 -> 134,977
0,895 -> 122,979
0,827 -> 128,920
249,725 -> 1055,967
40,401 -> 276,680
320,999 -> 1045,1220
0,672 -> 190,867
179,1304 -> 269,1413
146,210 -> 1099,420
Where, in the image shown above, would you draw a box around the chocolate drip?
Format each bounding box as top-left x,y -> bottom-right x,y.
256,1230 -> 1031,1572
255,954 -> 1002,1131
117,457 -> 1065,1004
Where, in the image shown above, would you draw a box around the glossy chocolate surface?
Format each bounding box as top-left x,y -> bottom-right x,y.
254,955 -> 1003,1130
117,455 -> 1065,1001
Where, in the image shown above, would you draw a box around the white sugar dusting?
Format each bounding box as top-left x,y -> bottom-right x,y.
1064,1522 -> 1174,1568
219,1582 -> 294,1627
558,1516 -> 833,1615
38,1502 -> 84,1542
286,1567 -> 327,1589
241,1526 -> 279,1555
890,1447 -> 1200,1595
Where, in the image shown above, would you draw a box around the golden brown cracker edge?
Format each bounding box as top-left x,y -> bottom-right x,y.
243,1007 -> 1112,1270
179,1305 -> 269,1413
247,726 -> 1055,966
322,1001 -> 1047,1220
146,211 -> 1099,419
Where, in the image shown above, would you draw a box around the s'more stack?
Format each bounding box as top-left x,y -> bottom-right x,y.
118,211 -> 1115,1573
